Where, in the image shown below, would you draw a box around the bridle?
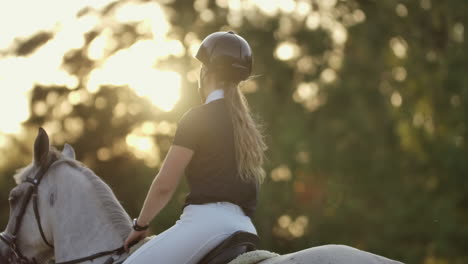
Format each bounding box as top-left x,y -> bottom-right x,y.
0,157 -> 54,264
0,158 -> 128,264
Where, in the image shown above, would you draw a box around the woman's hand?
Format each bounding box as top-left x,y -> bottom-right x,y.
124,229 -> 149,252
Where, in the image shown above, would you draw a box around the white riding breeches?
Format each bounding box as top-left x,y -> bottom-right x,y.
122,202 -> 257,264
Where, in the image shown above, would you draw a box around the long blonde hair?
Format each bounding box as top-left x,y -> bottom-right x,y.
223,82 -> 267,184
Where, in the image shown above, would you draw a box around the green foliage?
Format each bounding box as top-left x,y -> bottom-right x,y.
1,1 -> 467,263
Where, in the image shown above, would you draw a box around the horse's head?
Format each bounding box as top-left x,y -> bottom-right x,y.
0,128 -> 76,263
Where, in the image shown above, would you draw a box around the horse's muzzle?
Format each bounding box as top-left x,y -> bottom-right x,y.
0,232 -> 16,264
0,243 -> 11,263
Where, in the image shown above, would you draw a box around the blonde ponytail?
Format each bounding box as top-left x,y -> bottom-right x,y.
223,83 -> 267,184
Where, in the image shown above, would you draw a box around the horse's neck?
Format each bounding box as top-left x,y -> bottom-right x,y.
51,168 -> 131,263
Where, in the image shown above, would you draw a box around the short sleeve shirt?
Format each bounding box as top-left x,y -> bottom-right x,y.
172,99 -> 258,218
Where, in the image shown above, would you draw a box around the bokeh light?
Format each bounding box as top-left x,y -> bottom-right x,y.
0,2 -> 466,263
0,0 -> 182,136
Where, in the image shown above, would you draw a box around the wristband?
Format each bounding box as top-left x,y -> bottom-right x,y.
132,218 -> 149,231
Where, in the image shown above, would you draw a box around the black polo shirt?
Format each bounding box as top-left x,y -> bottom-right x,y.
172,98 -> 258,218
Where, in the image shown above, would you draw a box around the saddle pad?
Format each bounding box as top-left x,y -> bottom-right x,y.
227,250 -> 279,264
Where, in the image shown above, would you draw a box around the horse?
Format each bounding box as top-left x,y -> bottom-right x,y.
0,128 -> 404,264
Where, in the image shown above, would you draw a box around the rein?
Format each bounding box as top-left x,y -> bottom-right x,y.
0,158 -> 128,264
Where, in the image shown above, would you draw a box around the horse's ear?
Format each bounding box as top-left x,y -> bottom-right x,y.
34,127 -> 50,165
62,143 -> 76,160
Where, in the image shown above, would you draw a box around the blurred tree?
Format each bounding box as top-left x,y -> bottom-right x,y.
0,1 -> 467,263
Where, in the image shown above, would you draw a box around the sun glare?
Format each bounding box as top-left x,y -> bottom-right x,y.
87,65 -> 182,112
0,58 -> 32,134
132,70 -> 182,112
87,39 -> 182,111
0,0 -> 185,135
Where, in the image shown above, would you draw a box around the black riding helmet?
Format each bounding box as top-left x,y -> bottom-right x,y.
195,31 -> 253,82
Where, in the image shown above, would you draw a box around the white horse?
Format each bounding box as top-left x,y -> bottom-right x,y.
0,128 -> 404,264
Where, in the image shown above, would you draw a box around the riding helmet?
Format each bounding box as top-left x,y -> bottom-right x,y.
195,31 -> 253,82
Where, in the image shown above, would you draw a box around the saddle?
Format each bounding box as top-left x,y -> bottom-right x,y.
113,231 -> 259,264
197,231 -> 259,264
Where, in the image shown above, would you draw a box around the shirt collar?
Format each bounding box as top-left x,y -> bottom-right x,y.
204,89 -> 224,104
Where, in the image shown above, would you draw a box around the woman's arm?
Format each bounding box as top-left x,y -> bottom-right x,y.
136,145 -> 194,226
124,145 -> 194,250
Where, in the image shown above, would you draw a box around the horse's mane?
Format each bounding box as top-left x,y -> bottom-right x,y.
13,147 -> 131,240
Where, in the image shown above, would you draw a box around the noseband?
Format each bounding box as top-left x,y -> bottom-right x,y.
1,158 -> 127,264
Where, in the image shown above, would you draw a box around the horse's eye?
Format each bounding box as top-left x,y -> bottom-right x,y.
8,191 -> 18,204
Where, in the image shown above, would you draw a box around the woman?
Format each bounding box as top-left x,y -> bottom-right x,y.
123,31 -> 267,264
